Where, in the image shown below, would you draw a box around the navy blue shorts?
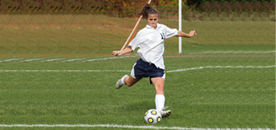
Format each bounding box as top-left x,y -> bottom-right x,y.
130,59 -> 165,83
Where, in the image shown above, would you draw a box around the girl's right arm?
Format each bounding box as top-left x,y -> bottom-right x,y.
112,46 -> 133,56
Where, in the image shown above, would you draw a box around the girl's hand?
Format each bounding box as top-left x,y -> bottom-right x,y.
189,30 -> 197,37
112,51 -> 122,56
113,46 -> 133,56
177,30 -> 197,38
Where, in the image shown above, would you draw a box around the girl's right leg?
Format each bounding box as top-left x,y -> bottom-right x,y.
116,62 -> 141,89
115,75 -> 140,89
124,75 -> 141,87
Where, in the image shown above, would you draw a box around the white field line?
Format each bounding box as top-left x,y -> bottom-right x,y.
0,65 -> 275,73
41,58 -> 65,62
62,58 -> 85,62
0,55 -> 138,63
188,50 -> 276,54
0,58 -> 21,63
0,124 -> 272,130
84,55 -> 137,62
0,70 -> 130,73
166,65 -> 276,73
20,58 -> 44,62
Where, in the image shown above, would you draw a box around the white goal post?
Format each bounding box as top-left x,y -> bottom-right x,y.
179,0 -> 182,53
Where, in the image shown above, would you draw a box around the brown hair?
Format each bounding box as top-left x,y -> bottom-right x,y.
139,4 -> 159,19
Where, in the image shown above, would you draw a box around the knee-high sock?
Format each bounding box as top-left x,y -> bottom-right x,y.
155,94 -> 165,111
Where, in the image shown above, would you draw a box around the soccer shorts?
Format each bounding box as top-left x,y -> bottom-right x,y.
131,58 -> 165,83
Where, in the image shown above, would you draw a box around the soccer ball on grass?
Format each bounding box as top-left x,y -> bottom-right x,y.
144,109 -> 162,124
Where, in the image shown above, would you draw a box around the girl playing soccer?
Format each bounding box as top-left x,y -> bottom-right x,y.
112,4 -> 197,118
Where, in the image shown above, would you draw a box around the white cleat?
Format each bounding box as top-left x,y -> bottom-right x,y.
115,79 -> 124,89
159,106 -> 171,118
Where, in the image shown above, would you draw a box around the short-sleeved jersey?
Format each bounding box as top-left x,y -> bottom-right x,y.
128,23 -> 178,69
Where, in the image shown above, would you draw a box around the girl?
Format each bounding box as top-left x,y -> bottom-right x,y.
112,4 -> 197,118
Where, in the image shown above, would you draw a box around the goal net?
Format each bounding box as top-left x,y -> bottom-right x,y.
0,0 -> 181,57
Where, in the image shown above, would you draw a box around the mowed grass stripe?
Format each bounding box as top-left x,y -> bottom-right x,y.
0,124 -> 273,130
0,50 -> 274,63
0,65 -> 275,73
0,15 -> 274,56
0,67 -> 274,127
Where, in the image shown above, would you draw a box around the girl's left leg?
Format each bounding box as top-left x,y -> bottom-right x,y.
151,77 -> 171,118
151,77 -> 165,110
151,77 -> 165,95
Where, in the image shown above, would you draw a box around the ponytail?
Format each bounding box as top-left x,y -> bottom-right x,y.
139,4 -> 159,19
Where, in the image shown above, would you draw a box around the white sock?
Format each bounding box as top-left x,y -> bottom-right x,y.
155,94 -> 165,111
120,75 -> 128,85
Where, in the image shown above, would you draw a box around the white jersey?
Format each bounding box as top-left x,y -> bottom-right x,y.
128,23 -> 178,69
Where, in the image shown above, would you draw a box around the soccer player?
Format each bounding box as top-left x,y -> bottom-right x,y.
112,4 -> 197,118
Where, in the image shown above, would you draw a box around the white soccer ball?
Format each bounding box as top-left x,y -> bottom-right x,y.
144,109 -> 162,124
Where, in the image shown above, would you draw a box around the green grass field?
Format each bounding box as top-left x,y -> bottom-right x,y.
0,14 -> 275,129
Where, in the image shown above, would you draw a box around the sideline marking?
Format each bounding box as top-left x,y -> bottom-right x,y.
41,58 -> 65,62
21,58 -> 44,62
0,70 -> 130,72
84,55 -> 137,62
188,50 -> 276,54
63,58 -> 85,62
0,58 -> 21,63
0,55 -> 138,63
0,124 -> 272,130
166,65 -> 276,73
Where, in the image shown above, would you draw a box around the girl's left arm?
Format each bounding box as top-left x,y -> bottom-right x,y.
177,30 -> 197,38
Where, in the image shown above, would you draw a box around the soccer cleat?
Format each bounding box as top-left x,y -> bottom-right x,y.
158,106 -> 171,118
115,79 -> 124,89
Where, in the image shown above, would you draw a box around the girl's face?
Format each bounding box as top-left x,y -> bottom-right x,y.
147,13 -> 158,29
